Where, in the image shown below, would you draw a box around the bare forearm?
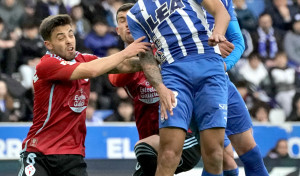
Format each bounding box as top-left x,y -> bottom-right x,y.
139,50 -> 163,89
71,51 -> 128,80
213,11 -> 230,35
202,0 -> 230,35
71,36 -> 150,80
108,56 -> 142,74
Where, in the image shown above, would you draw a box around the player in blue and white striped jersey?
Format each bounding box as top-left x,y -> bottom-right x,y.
204,0 -> 269,175
127,0 -> 230,175
127,0 -> 225,65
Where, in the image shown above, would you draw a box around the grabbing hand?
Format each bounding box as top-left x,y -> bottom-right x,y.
124,36 -> 151,58
208,32 -> 227,46
218,40 -> 234,58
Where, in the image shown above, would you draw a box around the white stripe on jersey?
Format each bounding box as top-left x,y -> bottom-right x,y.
225,0 -> 228,7
138,0 -> 174,64
176,7 -> 204,54
188,0 -> 221,54
127,11 -> 151,40
35,84 -> 55,135
154,0 -> 187,57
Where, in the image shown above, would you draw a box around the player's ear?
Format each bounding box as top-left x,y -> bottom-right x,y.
116,27 -> 120,36
44,41 -> 53,51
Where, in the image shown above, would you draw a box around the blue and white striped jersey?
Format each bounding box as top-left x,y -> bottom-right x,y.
127,0 -> 220,64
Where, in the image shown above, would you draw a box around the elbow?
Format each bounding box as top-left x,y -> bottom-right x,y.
226,14 -> 230,23
223,11 -> 230,24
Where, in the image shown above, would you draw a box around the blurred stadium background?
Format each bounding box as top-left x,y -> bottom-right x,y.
0,0 -> 300,175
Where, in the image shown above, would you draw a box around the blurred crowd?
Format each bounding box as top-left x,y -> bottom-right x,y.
0,0 -> 300,124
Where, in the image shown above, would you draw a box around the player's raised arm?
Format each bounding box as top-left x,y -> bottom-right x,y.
201,0 -> 230,45
70,36 -> 150,80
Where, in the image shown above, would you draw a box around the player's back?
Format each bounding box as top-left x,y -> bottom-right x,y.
127,0 -> 220,65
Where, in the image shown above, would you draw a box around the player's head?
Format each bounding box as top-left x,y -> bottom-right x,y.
116,3 -> 134,44
40,14 -> 76,61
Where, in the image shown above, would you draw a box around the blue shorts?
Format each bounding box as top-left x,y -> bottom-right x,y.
159,54 -> 228,131
226,75 -> 252,136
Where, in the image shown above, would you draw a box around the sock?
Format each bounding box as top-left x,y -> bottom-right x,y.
223,168 -> 239,176
202,169 -> 223,176
134,142 -> 157,176
239,145 -> 269,176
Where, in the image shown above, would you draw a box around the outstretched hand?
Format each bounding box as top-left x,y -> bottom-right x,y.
124,36 -> 151,58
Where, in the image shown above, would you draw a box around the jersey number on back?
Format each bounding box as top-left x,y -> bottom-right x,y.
146,0 -> 184,31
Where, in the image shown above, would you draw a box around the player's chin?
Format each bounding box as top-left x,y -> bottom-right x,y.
65,52 -> 76,60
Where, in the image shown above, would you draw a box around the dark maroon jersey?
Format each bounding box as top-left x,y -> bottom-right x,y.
109,71 -> 159,139
22,52 -> 97,156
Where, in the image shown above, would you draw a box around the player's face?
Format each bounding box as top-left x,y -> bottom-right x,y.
45,24 -> 76,61
116,10 -> 134,44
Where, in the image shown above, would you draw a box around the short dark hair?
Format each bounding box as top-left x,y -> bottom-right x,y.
116,3 -> 134,21
248,52 -> 261,61
92,17 -> 108,26
39,14 -> 72,41
259,11 -> 271,19
22,20 -> 39,30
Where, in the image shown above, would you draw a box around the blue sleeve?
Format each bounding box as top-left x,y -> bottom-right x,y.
224,20 -> 245,71
127,13 -> 150,43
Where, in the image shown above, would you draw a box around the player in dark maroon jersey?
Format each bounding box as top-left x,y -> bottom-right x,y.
109,72 -> 160,139
18,14 -> 150,176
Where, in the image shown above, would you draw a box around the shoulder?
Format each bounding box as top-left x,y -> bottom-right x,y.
129,2 -> 142,14
127,2 -> 144,18
38,54 -> 63,65
79,52 -> 98,61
